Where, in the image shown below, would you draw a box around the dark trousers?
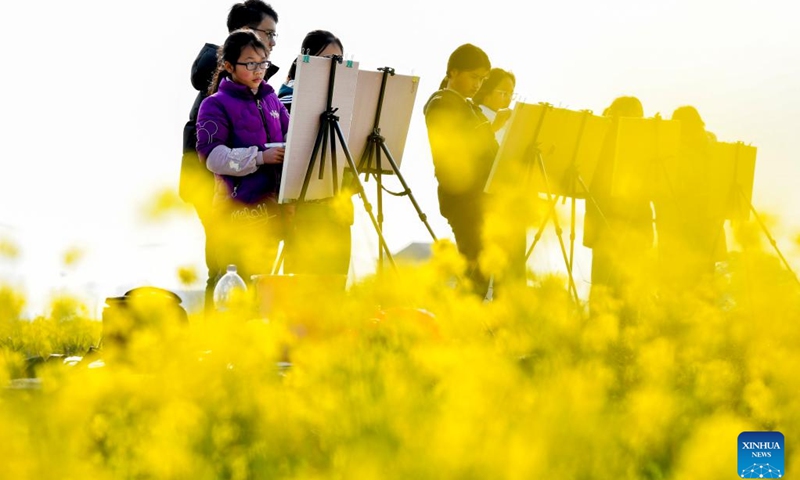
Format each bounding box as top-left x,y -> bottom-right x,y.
196,208 -> 219,317
443,197 -> 490,299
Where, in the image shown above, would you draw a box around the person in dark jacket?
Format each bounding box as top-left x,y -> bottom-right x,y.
424,43 -> 496,299
583,96 -> 654,313
654,105 -> 726,291
196,29 -> 290,288
181,0 -> 280,314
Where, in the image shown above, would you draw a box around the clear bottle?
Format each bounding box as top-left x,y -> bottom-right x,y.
213,264 -> 248,311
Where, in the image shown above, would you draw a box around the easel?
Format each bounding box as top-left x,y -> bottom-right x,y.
355,67 -> 437,272
723,142 -> 800,286
524,108 -> 609,293
737,192 -> 800,286
274,55 -> 396,273
496,103 -> 608,305
508,103 -> 581,304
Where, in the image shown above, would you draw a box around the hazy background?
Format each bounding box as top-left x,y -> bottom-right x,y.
1,0 -> 798,316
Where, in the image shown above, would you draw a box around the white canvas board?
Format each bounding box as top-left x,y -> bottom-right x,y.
485,102 -> 609,198
348,69 -> 420,173
485,102 -> 546,195
611,117 -> 681,201
708,141 -> 757,220
279,55 -> 360,202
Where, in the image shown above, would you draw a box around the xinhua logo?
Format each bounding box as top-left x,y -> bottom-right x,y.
738,431 -> 784,478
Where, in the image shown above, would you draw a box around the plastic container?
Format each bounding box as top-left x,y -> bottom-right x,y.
213,265 -> 248,311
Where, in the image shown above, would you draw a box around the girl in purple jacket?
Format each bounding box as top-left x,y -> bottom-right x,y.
197,28 -> 290,287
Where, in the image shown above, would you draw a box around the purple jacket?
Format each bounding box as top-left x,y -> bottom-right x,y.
196,78 -> 290,204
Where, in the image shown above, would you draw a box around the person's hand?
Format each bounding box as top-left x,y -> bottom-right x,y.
262,147 -> 285,164
494,108 -> 512,131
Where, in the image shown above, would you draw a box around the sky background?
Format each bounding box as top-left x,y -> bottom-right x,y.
1,0 -> 799,316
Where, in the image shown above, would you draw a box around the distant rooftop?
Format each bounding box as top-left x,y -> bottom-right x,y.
393,242 -> 432,263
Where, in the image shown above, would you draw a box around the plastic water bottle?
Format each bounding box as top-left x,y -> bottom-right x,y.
213,264 -> 248,311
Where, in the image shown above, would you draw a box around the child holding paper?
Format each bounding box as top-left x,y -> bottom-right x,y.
196,29 -> 290,286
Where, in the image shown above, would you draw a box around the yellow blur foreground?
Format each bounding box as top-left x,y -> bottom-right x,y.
2,217 -> 799,479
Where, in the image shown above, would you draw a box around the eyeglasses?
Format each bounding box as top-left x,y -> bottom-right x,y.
250,27 -> 278,40
235,60 -> 271,71
495,90 -> 516,99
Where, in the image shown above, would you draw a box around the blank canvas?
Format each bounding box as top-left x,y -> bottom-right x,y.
279,55 -> 360,202
348,69 -> 419,174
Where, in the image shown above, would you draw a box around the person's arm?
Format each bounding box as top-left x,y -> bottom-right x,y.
425,95 -> 475,193
196,97 -> 262,177
492,108 -> 512,132
205,146 -> 263,176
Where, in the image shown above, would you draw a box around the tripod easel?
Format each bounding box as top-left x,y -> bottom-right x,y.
355,67 -> 437,272
519,105 -> 610,305
523,154 -> 581,305
511,103 -> 579,303
273,55 -> 396,273
525,110 -> 609,287
724,142 -> 800,286
736,188 -> 800,286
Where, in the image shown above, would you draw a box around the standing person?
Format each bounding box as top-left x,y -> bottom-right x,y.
180,0 -> 280,315
196,29 -> 290,289
277,30 -> 344,113
583,96 -> 654,313
654,105 -> 726,291
277,30 -> 353,283
424,43 -> 496,298
472,67 -> 527,295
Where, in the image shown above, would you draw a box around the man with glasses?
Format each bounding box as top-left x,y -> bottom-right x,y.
180,0 -> 280,316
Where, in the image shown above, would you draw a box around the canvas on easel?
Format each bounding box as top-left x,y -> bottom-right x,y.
484,101 -> 610,305
346,67 -> 437,266
484,102 -> 544,195
610,117 -> 681,202
704,140 -> 796,284
525,106 -> 609,198
485,102 -> 610,198
279,55 -> 360,202
707,141 -> 757,221
348,69 -> 419,173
